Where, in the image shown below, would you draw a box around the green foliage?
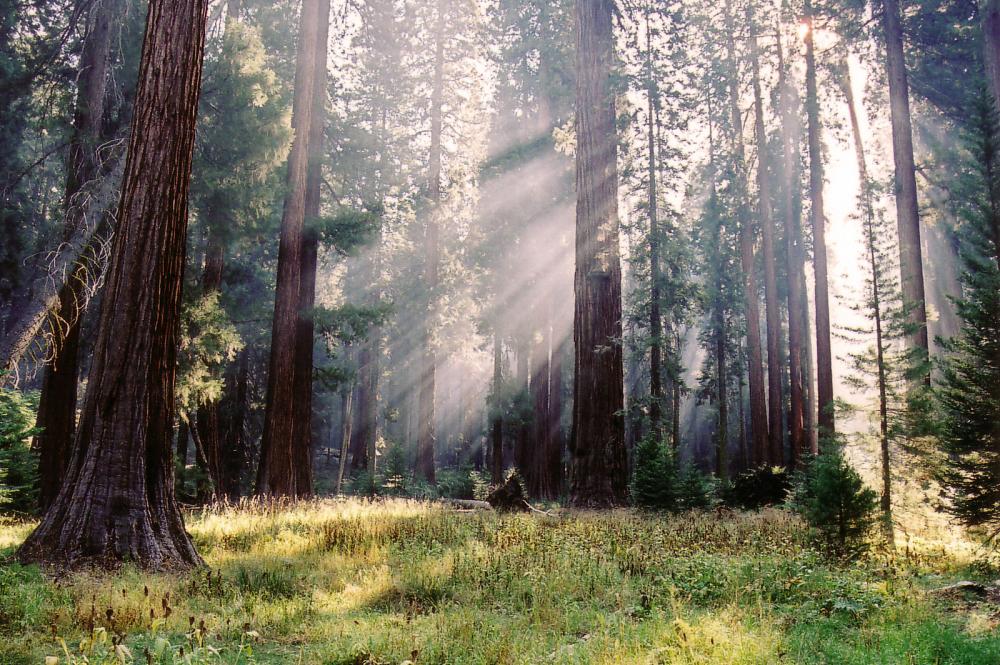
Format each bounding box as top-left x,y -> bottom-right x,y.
0,383 -> 39,513
434,466 -> 477,500
2,500 -> 997,663
722,466 -> 791,511
175,293 -> 244,415
793,450 -> 878,556
936,90 -> 1000,534
312,205 -> 382,256
675,463 -> 717,510
631,436 -> 676,511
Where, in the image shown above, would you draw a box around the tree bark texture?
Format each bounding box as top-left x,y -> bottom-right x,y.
290,0 -> 331,498
17,0 -> 209,569
257,0 -> 321,497
569,0 -> 627,507
880,0 -> 929,356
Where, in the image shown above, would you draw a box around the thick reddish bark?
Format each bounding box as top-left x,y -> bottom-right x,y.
569,0 -> 627,507
17,0 -> 209,569
748,9 -> 785,466
880,0 -> 929,358
34,0 -> 119,510
257,0 -> 321,497
724,0 -> 769,466
804,0 -> 836,439
416,0 -> 446,484
290,0 -> 330,498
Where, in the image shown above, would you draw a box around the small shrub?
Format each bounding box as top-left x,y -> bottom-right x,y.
721,466 -> 790,510
631,436 -> 676,511
435,467 -> 476,500
379,441 -> 411,496
792,449 -> 877,556
0,384 -> 39,514
675,464 -> 716,510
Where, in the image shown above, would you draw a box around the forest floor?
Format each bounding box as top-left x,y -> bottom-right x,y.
1,499 -> 1000,664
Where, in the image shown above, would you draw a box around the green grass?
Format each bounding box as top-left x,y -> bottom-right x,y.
0,501 -> 998,664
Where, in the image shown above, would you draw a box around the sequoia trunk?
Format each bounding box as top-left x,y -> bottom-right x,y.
17,0 -> 209,569
569,0 -> 627,507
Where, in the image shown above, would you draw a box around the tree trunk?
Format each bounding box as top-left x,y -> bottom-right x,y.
353,346 -> 373,470
415,0 -> 446,484
221,347 -> 249,499
490,329 -> 504,484
34,0 -> 119,510
777,36 -> 807,468
336,386 -> 354,494
569,0 -> 627,507
880,0 -> 929,358
257,0 -> 321,497
17,0 -> 209,569
804,0 -> 836,439
290,0 -> 330,499
644,8 -> 664,439
724,0 -> 769,466
748,8 -> 785,466
544,333 -> 565,497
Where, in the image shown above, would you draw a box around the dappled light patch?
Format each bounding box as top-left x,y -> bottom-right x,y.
1,499 -> 999,663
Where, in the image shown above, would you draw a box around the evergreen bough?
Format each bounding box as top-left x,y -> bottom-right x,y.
937,91 -> 1000,533
793,450 -> 877,556
631,436 -> 676,511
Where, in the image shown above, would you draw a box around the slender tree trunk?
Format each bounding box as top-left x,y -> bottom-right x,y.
221,347 -> 249,499
644,8 -> 664,439
715,291 -> 729,481
804,0 -> 836,439
841,56 -> 894,544
416,0 -> 446,484
985,0 -> 1000,113
748,8 -> 785,466
176,417 -> 190,490
724,0 -> 769,466
569,0 -> 627,507
336,386 -> 354,494
194,223 -> 225,498
777,36 -> 807,467
257,0 -> 321,497
34,0 -> 119,510
545,332 -> 565,497
880,0 -> 929,358
514,335 -> 531,475
353,346 -> 372,470
18,0 -> 209,569
490,329 -> 503,484
290,0 -> 330,498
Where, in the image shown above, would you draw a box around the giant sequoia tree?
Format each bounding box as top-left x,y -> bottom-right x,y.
257,0 -> 322,497
569,0 -> 627,507
17,0 -> 209,569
